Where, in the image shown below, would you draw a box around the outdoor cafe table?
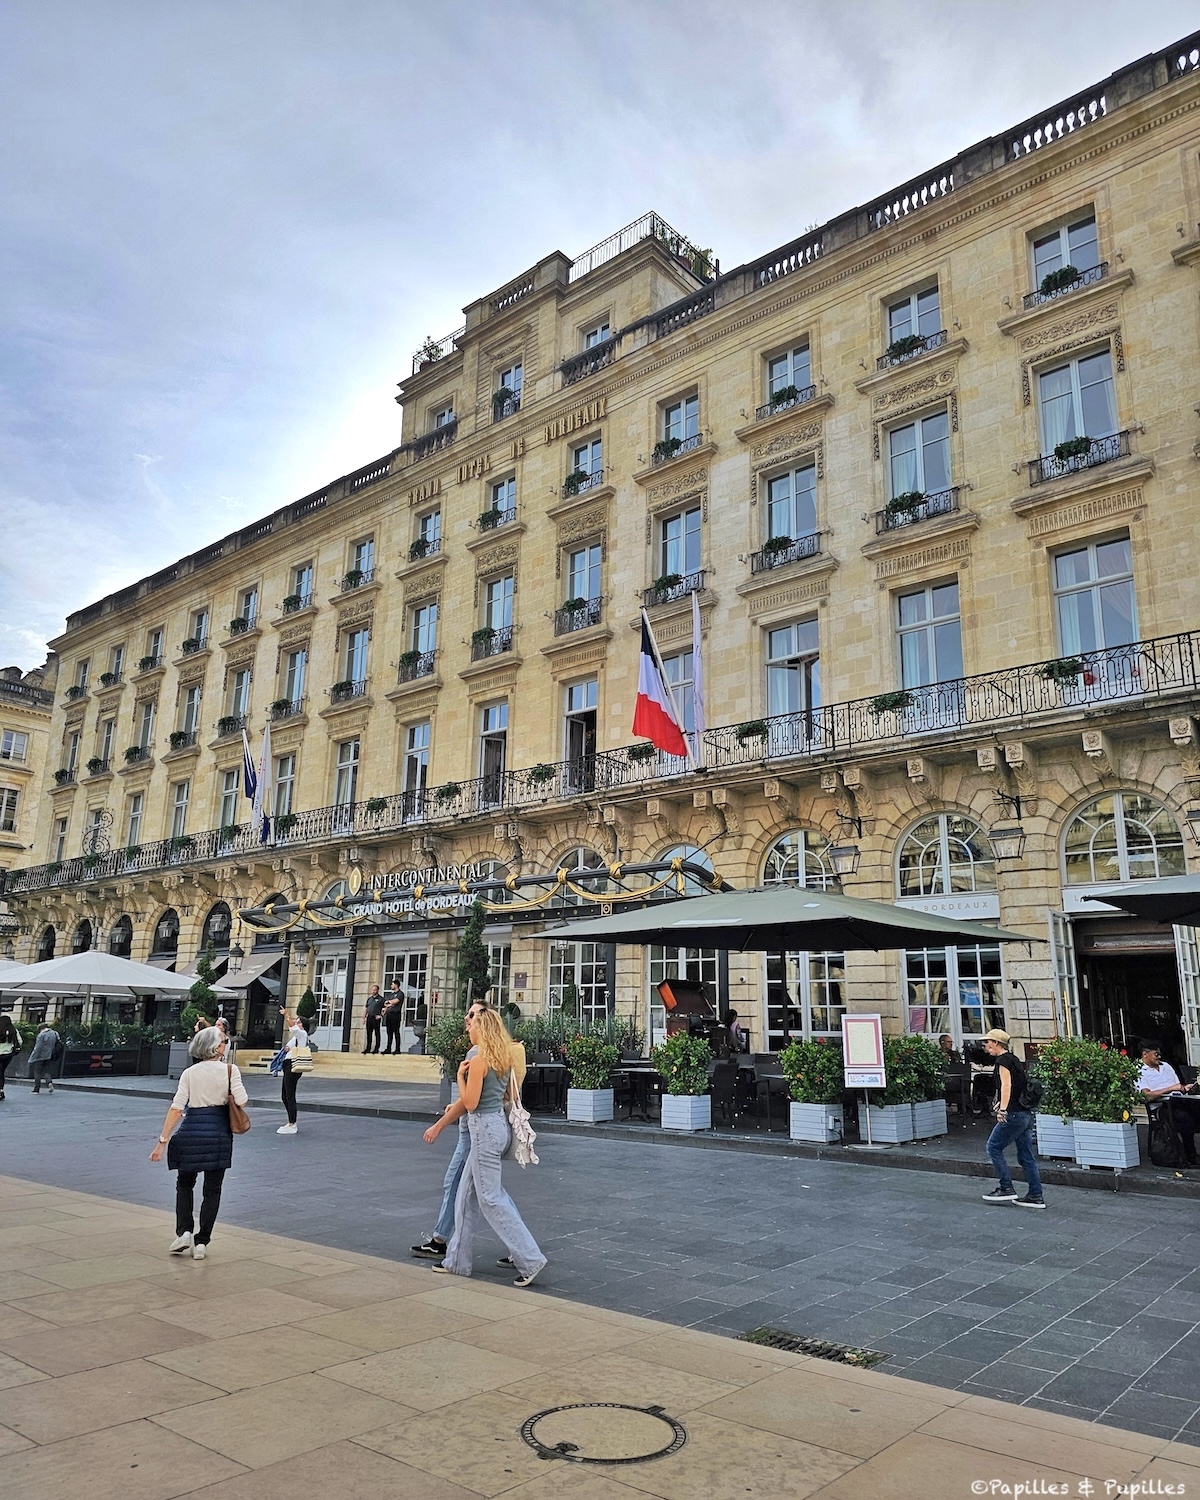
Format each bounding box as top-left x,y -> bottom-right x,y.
613,1065 -> 660,1122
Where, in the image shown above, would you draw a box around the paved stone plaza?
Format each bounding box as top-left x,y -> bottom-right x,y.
3,1083 -> 1200,1461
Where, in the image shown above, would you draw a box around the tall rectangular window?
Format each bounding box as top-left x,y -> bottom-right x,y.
662,395 -> 699,443
170,781 -> 190,839
1053,535 -> 1137,654
484,575 -> 514,631
284,648 -> 307,703
0,787 -> 18,833
190,609 -> 209,646
238,586 -> 259,624
180,685 -> 201,735
1038,349 -> 1117,452
766,619 -> 820,716
229,668 -> 251,717
54,814 -> 69,861
889,411 -> 950,497
897,581 -> 963,688
99,717 -> 116,764
490,476 -> 517,519
767,344 -> 811,397
109,644 -> 125,677
567,545 -> 602,603
344,628 -> 369,682
293,563 -> 314,603
412,602 -> 438,653
138,700 -> 156,750
147,627 -> 164,663
220,769 -> 239,830
661,651 -> 694,739
497,362 -> 522,398
403,722 -> 430,809
765,466 -> 817,541
888,286 -> 940,343
65,730 -> 81,775
274,753 -> 296,817
1033,214 -> 1099,283
124,795 -> 142,848
334,738 -> 360,808
573,438 -> 602,477
659,506 -> 701,576
418,509 -> 441,547
479,702 -> 508,800
0,730 -> 29,761
352,538 -> 375,576
74,658 -> 90,690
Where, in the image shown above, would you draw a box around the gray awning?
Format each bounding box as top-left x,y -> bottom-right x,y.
1083,876 -> 1200,925
219,948 -> 284,991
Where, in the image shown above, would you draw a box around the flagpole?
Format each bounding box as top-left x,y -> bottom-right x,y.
640,609 -> 698,772
690,589 -> 707,769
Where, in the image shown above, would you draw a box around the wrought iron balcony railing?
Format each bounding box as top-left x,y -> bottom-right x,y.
875,487 -> 961,533
876,327 -> 948,370
1028,430 -> 1130,486
470,626 -> 514,661
1022,261 -> 1108,310
339,568 -> 375,592
281,593 -> 313,614
329,679 -> 369,704
215,716 -> 246,739
644,570 -> 705,608
554,599 -> 603,635
561,468 -> 605,499
411,421 -> 457,461
7,631 -> 1198,896
755,385 -> 818,421
270,700 -> 305,721
492,394 -> 521,423
750,534 -> 821,574
167,731 -> 198,751
407,536 -> 442,562
651,432 -> 703,466
397,651 -> 437,683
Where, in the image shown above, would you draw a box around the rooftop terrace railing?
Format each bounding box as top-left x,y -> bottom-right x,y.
9,631 -> 1196,897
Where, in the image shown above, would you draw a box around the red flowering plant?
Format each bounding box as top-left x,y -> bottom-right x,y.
780,1038 -> 845,1104
1058,1036 -> 1141,1123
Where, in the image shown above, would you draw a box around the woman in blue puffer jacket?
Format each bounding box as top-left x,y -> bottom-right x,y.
149,1026 -> 248,1260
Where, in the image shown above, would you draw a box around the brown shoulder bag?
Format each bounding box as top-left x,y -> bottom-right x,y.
227,1062 -> 251,1134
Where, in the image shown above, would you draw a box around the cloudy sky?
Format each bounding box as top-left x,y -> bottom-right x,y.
2,1 -> 1195,669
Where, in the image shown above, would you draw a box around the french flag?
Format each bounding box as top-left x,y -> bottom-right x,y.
633,612 -> 688,758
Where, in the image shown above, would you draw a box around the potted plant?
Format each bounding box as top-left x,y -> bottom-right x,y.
560,596 -> 586,614
83,852 -> 101,871
651,1032 -> 713,1131
123,745 -> 147,763
85,756 -> 105,775
472,625 -> 497,646
1053,435 -> 1093,464
565,1035 -> 619,1123
399,649 -> 423,671
426,1009 -> 472,1099
270,698 -> 294,718
169,834 -> 195,855
434,781 -> 461,805
651,572 -> 683,597
218,822 -> 240,844
417,335 -> 444,366
227,616 -> 251,635
652,437 -> 683,463
865,1035 -> 925,1143
65,684 -> 86,700
330,679 -> 355,701
136,654 -> 158,671
1039,656 -> 1085,683
364,796 -> 387,815
735,720 -> 769,745
1030,1039 -> 1076,1158
1062,1037 -> 1141,1168
869,690 -> 915,716
780,1037 -> 844,1142
216,716 -> 240,736
281,593 -> 303,613
408,536 -> 430,560
99,671 -> 120,687
562,468 -> 589,496
627,743 -> 657,766
761,534 -> 794,559
123,844 -> 141,861
525,763 -> 556,791
181,637 -> 201,654
884,333 -> 925,361
906,1035 -> 950,1138
274,812 -> 298,837
769,384 -> 800,408
884,491 -> 925,520
296,987 -> 318,1037
53,768 -> 72,785
1039,264 -> 1082,296
341,568 -> 365,590
477,506 -> 504,530
492,384 -> 515,415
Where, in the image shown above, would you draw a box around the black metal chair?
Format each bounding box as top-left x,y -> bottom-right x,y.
711,1061 -> 738,1127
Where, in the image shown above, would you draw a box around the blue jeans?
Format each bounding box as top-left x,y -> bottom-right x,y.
443,1111 -> 545,1280
987,1109 -> 1043,1196
433,1123 -> 471,1242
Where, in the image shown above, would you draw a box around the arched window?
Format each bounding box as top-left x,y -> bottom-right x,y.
151,908 -> 179,956
1063,793 -> 1185,885
108,915 -> 133,957
71,919 -> 93,954
37,926 -> 56,961
551,847 -> 607,909
762,830 -> 838,890
477,858 -> 511,906
898,814 -> 996,898
657,843 -> 714,897
201,902 -> 232,952
323,880 -> 349,902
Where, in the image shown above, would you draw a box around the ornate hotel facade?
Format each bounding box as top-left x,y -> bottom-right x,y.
4,33 -> 1200,1061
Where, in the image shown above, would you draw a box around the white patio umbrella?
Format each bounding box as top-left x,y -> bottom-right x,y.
0,959 -> 26,978
0,950 -> 235,998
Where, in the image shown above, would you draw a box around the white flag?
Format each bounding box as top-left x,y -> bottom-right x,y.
252,720 -> 272,843
691,588 -> 706,766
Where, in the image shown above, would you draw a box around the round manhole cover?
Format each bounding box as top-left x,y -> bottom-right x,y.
520,1403 -> 686,1466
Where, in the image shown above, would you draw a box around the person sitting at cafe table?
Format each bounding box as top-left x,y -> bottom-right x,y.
724,1010 -> 746,1052
1138,1040 -> 1200,1165
938,1034 -> 961,1064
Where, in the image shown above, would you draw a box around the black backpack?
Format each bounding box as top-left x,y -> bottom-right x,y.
1148,1107 -> 1188,1168
50,1033 -> 65,1061
1018,1075 -> 1044,1112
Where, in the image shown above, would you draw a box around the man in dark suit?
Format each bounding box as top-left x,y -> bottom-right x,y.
362,985 -> 386,1053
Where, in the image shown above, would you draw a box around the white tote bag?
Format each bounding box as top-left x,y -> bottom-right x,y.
506,1069 -> 539,1168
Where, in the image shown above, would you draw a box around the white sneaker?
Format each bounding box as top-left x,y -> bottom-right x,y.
170,1232 -> 193,1254
47,1083 -> 54,1093
276,1123 -> 298,1135
192,1244 -> 207,1260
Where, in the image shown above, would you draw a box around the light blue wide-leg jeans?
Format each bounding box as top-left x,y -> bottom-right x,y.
433,1121 -> 470,1243
443,1111 -> 546,1280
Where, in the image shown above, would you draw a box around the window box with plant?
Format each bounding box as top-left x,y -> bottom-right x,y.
560,596 -> 587,615
85,756 -> 107,775
136,654 -> 160,672
53,768 -> 73,786
761,534 -> 795,560
227,616 -> 251,635
434,781 -> 461,806
561,468 -> 589,498
167,730 -> 194,750
281,593 -> 304,613
408,535 -> 430,560
181,637 -> 202,655
565,1035 -> 619,1123
330,680 -> 355,702
650,572 -> 682,600
123,745 -> 148,764
98,671 -> 120,687
270,698 -> 295,720
274,812 -> 298,837
340,569 -> 365,591
627,743 -> 657,767
1039,656 -> 1085,684
884,491 -> 925,520
525,763 -> 556,792
650,1032 -> 713,1131
169,834 -> 195,855
780,1037 -> 845,1142
1052,435 -> 1093,464
1039,264 -> 1082,297
735,720 -> 768,745
491,385 -> 516,418
883,333 -> 926,362
471,626 -> 496,646
477,506 -> 505,531
364,796 -> 388,815
652,436 -> 683,464
218,823 -> 241,844
869,690 -> 915,716
65,684 -> 86,700
216,715 -> 242,737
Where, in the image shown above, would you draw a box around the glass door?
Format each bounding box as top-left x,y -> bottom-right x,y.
383,950 -> 428,1051
311,954 -> 347,1050
1174,924 -> 1200,1067
1048,912 -> 1081,1038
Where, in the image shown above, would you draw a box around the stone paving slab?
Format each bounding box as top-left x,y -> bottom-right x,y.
1,1172 -> 1195,1500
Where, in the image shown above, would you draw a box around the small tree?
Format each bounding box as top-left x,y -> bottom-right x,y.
181,945 -> 219,1035
457,900 -> 492,1004
296,987 -> 318,1028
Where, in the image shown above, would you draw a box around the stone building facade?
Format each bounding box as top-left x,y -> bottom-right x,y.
4,34 -> 1200,1061
0,661 -> 57,936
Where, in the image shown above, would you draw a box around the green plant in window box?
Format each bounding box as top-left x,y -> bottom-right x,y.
47,860 -> 63,876
1053,435 -> 1092,463
216,716 -> 241,736
408,536 -> 430,560
219,823 -> 241,843
650,1032 -> 712,1096
735,720 -> 768,744
53,768 -> 72,785
525,763 -> 556,789
123,745 -> 146,763
869,690 -> 915,715
181,637 -> 201,654
399,649 -> 422,669
136,655 -> 158,671
364,797 -> 387,815
565,1035 -> 619,1090
434,781 -> 461,805
274,813 -> 298,836
82,853 -> 101,871
330,680 -> 355,701
227,616 -> 251,635
1038,656 -> 1085,682
341,569 -> 365,590
471,626 -> 497,644
123,845 -> 141,861
169,835 -> 195,854
780,1037 -> 845,1104
477,507 -> 504,530
1039,264 -> 1082,296
562,468 -> 589,496
651,573 -> 683,596
884,491 -> 925,518
66,684 -> 86,700
652,437 -> 683,463
168,730 -> 191,749
492,385 -> 515,411
884,333 -> 925,361
769,384 -> 800,408
560,597 -> 586,613
270,698 -> 293,718
627,743 -> 657,766
98,671 -> 119,686
85,757 -> 105,775
761,534 -> 794,557
281,593 -> 303,612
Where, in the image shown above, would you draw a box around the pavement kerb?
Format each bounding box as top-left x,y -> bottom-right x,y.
21,1075 -> 1200,1202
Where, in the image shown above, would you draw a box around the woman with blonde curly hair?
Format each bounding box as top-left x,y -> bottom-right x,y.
425,1006 -> 545,1287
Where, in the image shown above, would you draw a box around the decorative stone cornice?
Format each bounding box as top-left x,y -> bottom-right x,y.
860,508 -> 980,562
1010,460 -> 1154,520
632,443 -> 716,487
853,337 -> 968,397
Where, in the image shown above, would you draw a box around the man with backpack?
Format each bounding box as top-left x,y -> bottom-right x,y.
979,1028 -> 1046,1209
29,1023 -> 61,1094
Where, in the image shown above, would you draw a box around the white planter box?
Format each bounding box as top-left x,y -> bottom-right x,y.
790,1102 -> 843,1143
1036,1114 -> 1076,1158
567,1087 -> 614,1124
661,1093 -> 711,1132
911,1099 -> 948,1139
866,1103 -> 915,1144
1073,1119 -> 1140,1169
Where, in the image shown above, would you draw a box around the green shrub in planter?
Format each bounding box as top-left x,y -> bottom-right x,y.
341,569 -> 365,590
1039,264 -> 1082,296
565,1035 -> 619,1090
471,626 -> 496,644
477,507 -> 504,530
1028,1038 -> 1072,1118
780,1037 -> 844,1103
1039,656 -> 1085,682
650,1032 -> 712,1095
425,1009 -> 472,1080
761,534 -> 794,557
560,596 -> 586,613
735,720 -> 768,744
769,384 -> 800,407
227,616 -> 251,635
408,536 -> 430,560
562,469 -> 589,496
364,796 -> 387,815
274,813 -> 297,835
296,987 -> 318,1030
525,763 -> 555,789
434,781 -> 461,804
885,333 -> 924,360
885,491 -> 924,517
1053,435 -> 1092,463
270,697 -> 293,717
281,594 -> 303,612
627,743 -> 657,765
1058,1036 -> 1140,1123
651,572 -> 682,594
652,437 -> 683,463
869,690 -> 914,715
879,1035 -> 936,1106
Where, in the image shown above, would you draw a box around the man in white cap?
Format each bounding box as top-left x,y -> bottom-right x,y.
979,1028 -> 1045,1209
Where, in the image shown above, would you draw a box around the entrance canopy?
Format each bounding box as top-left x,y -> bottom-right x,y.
538,886 -> 1035,953
1083,875 -> 1200,925
0,950 -> 236,997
